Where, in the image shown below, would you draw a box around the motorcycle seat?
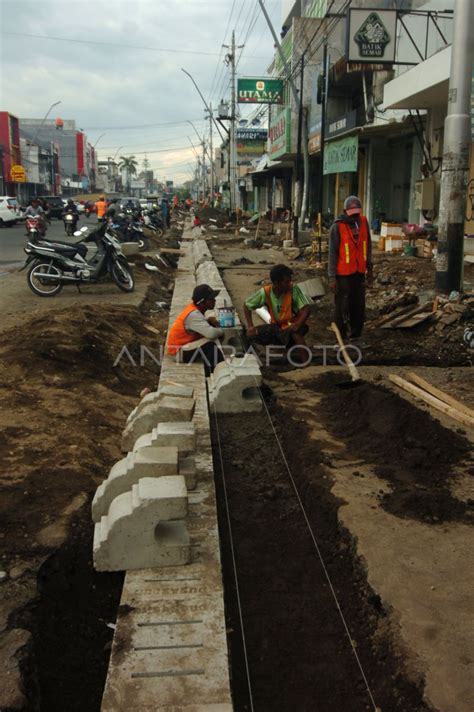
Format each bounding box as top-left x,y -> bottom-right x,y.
41,240 -> 88,259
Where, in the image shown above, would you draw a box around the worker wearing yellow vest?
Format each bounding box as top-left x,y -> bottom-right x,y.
95,196 -> 107,221
328,196 -> 374,341
167,284 -> 224,375
244,264 -> 312,365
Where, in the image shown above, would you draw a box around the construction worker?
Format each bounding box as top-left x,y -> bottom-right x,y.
95,195 -> 107,221
328,195 -> 374,341
167,284 -> 224,375
244,264 -> 311,364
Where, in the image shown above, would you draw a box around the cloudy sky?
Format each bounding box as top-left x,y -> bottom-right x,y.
1,0 -> 282,184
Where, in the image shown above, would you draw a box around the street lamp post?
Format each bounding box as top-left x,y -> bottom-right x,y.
24,101 -> 61,199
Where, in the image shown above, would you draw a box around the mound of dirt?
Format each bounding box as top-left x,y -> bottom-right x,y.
311,372 -> 473,523
197,206 -> 228,227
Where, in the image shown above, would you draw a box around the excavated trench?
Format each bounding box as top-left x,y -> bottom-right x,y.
211,397 -> 435,712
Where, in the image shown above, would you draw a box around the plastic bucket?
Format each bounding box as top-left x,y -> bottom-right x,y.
217,307 -> 235,328
403,245 -> 417,257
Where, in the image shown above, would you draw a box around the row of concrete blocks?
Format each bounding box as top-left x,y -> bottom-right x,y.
93,383 -> 197,572
188,239 -> 263,413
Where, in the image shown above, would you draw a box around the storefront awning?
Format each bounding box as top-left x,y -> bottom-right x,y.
383,45 -> 450,110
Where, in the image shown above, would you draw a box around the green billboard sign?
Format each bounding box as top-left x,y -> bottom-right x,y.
323,135 -> 359,175
237,78 -> 284,105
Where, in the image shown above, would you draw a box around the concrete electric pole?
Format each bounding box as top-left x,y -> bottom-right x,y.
435,0 -> 474,293
209,103 -> 214,200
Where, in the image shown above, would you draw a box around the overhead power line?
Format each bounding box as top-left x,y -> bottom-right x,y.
2,31 -> 269,58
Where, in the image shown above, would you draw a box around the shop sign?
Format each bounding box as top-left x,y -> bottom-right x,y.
327,110 -> 357,139
10,164 -> 26,182
323,135 -> 358,175
269,107 -> 291,158
347,9 -> 396,64
237,78 -> 284,105
302,0 -> 327,18
236,129 -> 267,141
308,133 -> 321,155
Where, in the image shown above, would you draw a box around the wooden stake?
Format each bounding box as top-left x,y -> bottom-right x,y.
255,216 -> 261,240
406,372 -> 474,419
389,374 -> 474,429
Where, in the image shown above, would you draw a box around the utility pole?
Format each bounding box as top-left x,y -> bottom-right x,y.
318,38 -> 328,261
201,138 -> 207,200
223,31 -> 243,213
258,0 -> 310,243
435,0 -> 473,293
209,103 -> 214,201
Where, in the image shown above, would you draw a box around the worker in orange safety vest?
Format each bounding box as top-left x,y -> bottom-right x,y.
95,196 -> 107,221
167,284 -> 224,375
328,195 -> 374,341
244,264 -> 312,365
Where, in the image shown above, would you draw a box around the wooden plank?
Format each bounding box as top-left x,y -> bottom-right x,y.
394,312 -> 433,329
388,374 -> 474,429
369,302 -> 420,329
381,302 -> 432,329
406,372 -> 474,419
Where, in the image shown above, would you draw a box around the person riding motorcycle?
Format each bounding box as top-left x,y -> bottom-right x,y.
24,199 -> 47,236
62,199 -> 79,234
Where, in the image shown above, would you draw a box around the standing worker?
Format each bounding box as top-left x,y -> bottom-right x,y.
328,195 -> 374,342
161,196 -> 170,229
95,195 -> 107,222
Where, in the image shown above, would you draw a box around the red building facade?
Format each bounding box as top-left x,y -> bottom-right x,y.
0,112 -> 22,196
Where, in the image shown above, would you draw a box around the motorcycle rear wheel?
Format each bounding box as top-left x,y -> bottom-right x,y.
27,261 -> 64,297
111,258 -> 135,293
154,227 -> 164,238
138,237 -> 149,251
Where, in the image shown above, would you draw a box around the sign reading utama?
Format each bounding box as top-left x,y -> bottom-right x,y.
237,78 -> 284,105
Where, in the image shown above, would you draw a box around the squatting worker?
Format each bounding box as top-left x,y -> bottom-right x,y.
95,195 -> 107,221
167,284 -> 225,375
328,195 -> 374,341
244,264 -> 311,365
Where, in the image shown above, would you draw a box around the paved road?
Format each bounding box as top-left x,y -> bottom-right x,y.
0,214 -> 99,265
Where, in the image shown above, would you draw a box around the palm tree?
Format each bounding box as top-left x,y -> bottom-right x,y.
118,155 -> 138,193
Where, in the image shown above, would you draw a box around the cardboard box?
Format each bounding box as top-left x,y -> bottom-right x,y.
377,237 -> 385,251
416,245 -> 424,258
381,223 -> 404,237
385,238 -> 403,252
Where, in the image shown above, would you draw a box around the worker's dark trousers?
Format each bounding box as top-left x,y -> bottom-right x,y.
335,273 -> 366,339
181,341 -> 224,376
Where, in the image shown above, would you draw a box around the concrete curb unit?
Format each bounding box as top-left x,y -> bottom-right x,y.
99,222 -> 234,709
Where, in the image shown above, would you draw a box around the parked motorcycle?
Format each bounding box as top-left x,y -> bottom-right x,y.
142,209 -> 164,238
21,223 -> 134,297
109,213 -> 149,251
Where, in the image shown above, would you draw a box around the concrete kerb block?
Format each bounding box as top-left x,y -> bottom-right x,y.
219,326 -> 244,355
122,397 -> 195,451
92,446 -> 179,522
133,421 -> 196,455
93,476 -> 190,571
127,385 -> 195,426
207,354 -> 262,413
158,383 -> 194,400
179,455 -> 197,490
